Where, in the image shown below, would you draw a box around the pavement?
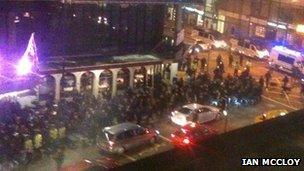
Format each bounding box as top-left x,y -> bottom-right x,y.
20,31 -> 304,171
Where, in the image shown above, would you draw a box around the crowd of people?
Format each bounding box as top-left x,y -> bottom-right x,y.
0,53 -> 265,168
0,73 -> 177,168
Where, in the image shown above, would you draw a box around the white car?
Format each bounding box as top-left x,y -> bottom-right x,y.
170,103 -> 222,126
230,38 -> 269,59
195,30 -> 229,50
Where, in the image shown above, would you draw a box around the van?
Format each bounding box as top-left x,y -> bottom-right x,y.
97,122 -> 159,154
230,38 -> 269,59
269,46 -> 304,79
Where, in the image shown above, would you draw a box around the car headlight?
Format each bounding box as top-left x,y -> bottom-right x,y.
223,110 -> 228,116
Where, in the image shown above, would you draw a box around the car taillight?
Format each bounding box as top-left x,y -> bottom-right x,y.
109,141 -> 114,146
183,138 -> 190,144
181,128 -> 187,134
171,134 -> 175,138
146,130 -> 150,134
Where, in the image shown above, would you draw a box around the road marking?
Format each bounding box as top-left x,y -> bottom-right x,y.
159,135 -> 171,142
262,95 -> 298,110
266,90 -> 303,99
122,154 -> 136,162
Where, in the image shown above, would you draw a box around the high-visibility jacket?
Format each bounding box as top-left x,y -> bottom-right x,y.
24,139 -> 33,152
58,127 -> 66,139
34,133 -> 43,149
49,128 -> 59,140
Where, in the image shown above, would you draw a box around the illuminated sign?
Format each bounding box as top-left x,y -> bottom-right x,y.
267,22 -> 286,30
182,6 -> 204,15
296,24 -> 304,33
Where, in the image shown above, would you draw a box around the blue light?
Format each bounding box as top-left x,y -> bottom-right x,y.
272,46 -> 303,57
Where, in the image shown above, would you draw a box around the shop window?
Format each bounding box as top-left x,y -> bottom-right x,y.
255,26 -> 266,38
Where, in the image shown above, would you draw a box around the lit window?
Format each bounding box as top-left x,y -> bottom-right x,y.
255,26 -> 266,38
14,16 -> 20,23
23,12 -> 30,17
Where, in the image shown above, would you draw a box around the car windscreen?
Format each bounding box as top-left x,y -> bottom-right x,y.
178,107 -> 192,115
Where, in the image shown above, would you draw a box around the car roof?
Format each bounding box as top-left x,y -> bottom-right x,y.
103,122 -> 140,135
271,46 -> 303,58
182,104 -> 218,111
182,103 -> 203,110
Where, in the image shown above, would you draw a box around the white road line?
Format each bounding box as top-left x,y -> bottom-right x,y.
262,95 -> 298,110
122,154 -> 136,162
266,90 -> 303,99
159,135 -> 171,142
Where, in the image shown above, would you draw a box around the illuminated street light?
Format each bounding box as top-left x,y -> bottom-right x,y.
16,57 -> 32,76
223,110 -> 228,133
296,24 -> 304,33
16,33 -> 38,76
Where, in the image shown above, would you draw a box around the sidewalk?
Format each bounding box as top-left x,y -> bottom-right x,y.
19,136 -> 101,171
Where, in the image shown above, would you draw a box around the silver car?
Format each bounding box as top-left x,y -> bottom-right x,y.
97,122 -> 159,154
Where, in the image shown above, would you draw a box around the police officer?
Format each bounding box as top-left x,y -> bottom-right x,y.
219,97 -> 227,113
192,111 -> 198,123
24,134 -> 33,161
233,61 -> 240,77
228,52 -> 234,67
259,76 -> 265,89
239,54 -> 244,66
265,70 -> 272,89
216,55 -> 222,66
49,125 -> 59,147
200,57 -> 207,71
34,130 -> 43,150
282,75 -> 289,92
58,124 -> 66,142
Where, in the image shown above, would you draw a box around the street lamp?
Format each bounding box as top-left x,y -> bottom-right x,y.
223,110 -> 228,133
16,57 -> 33,76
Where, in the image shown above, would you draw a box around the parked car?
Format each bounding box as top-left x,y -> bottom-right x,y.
254,109 -> 288,123
97,122 -> 159,154
170,103 -> 222,126
194,29 -> 229,50
230,38 -> 269,59
171,123 -> 217,147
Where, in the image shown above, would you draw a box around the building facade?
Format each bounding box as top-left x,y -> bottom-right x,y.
0,1 -> 182,102
216,0 -> 304,49
38,55 -> 178,102
0,1 -> 165,60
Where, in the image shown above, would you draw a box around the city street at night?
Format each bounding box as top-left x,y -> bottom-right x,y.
1,0 -> 304,171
